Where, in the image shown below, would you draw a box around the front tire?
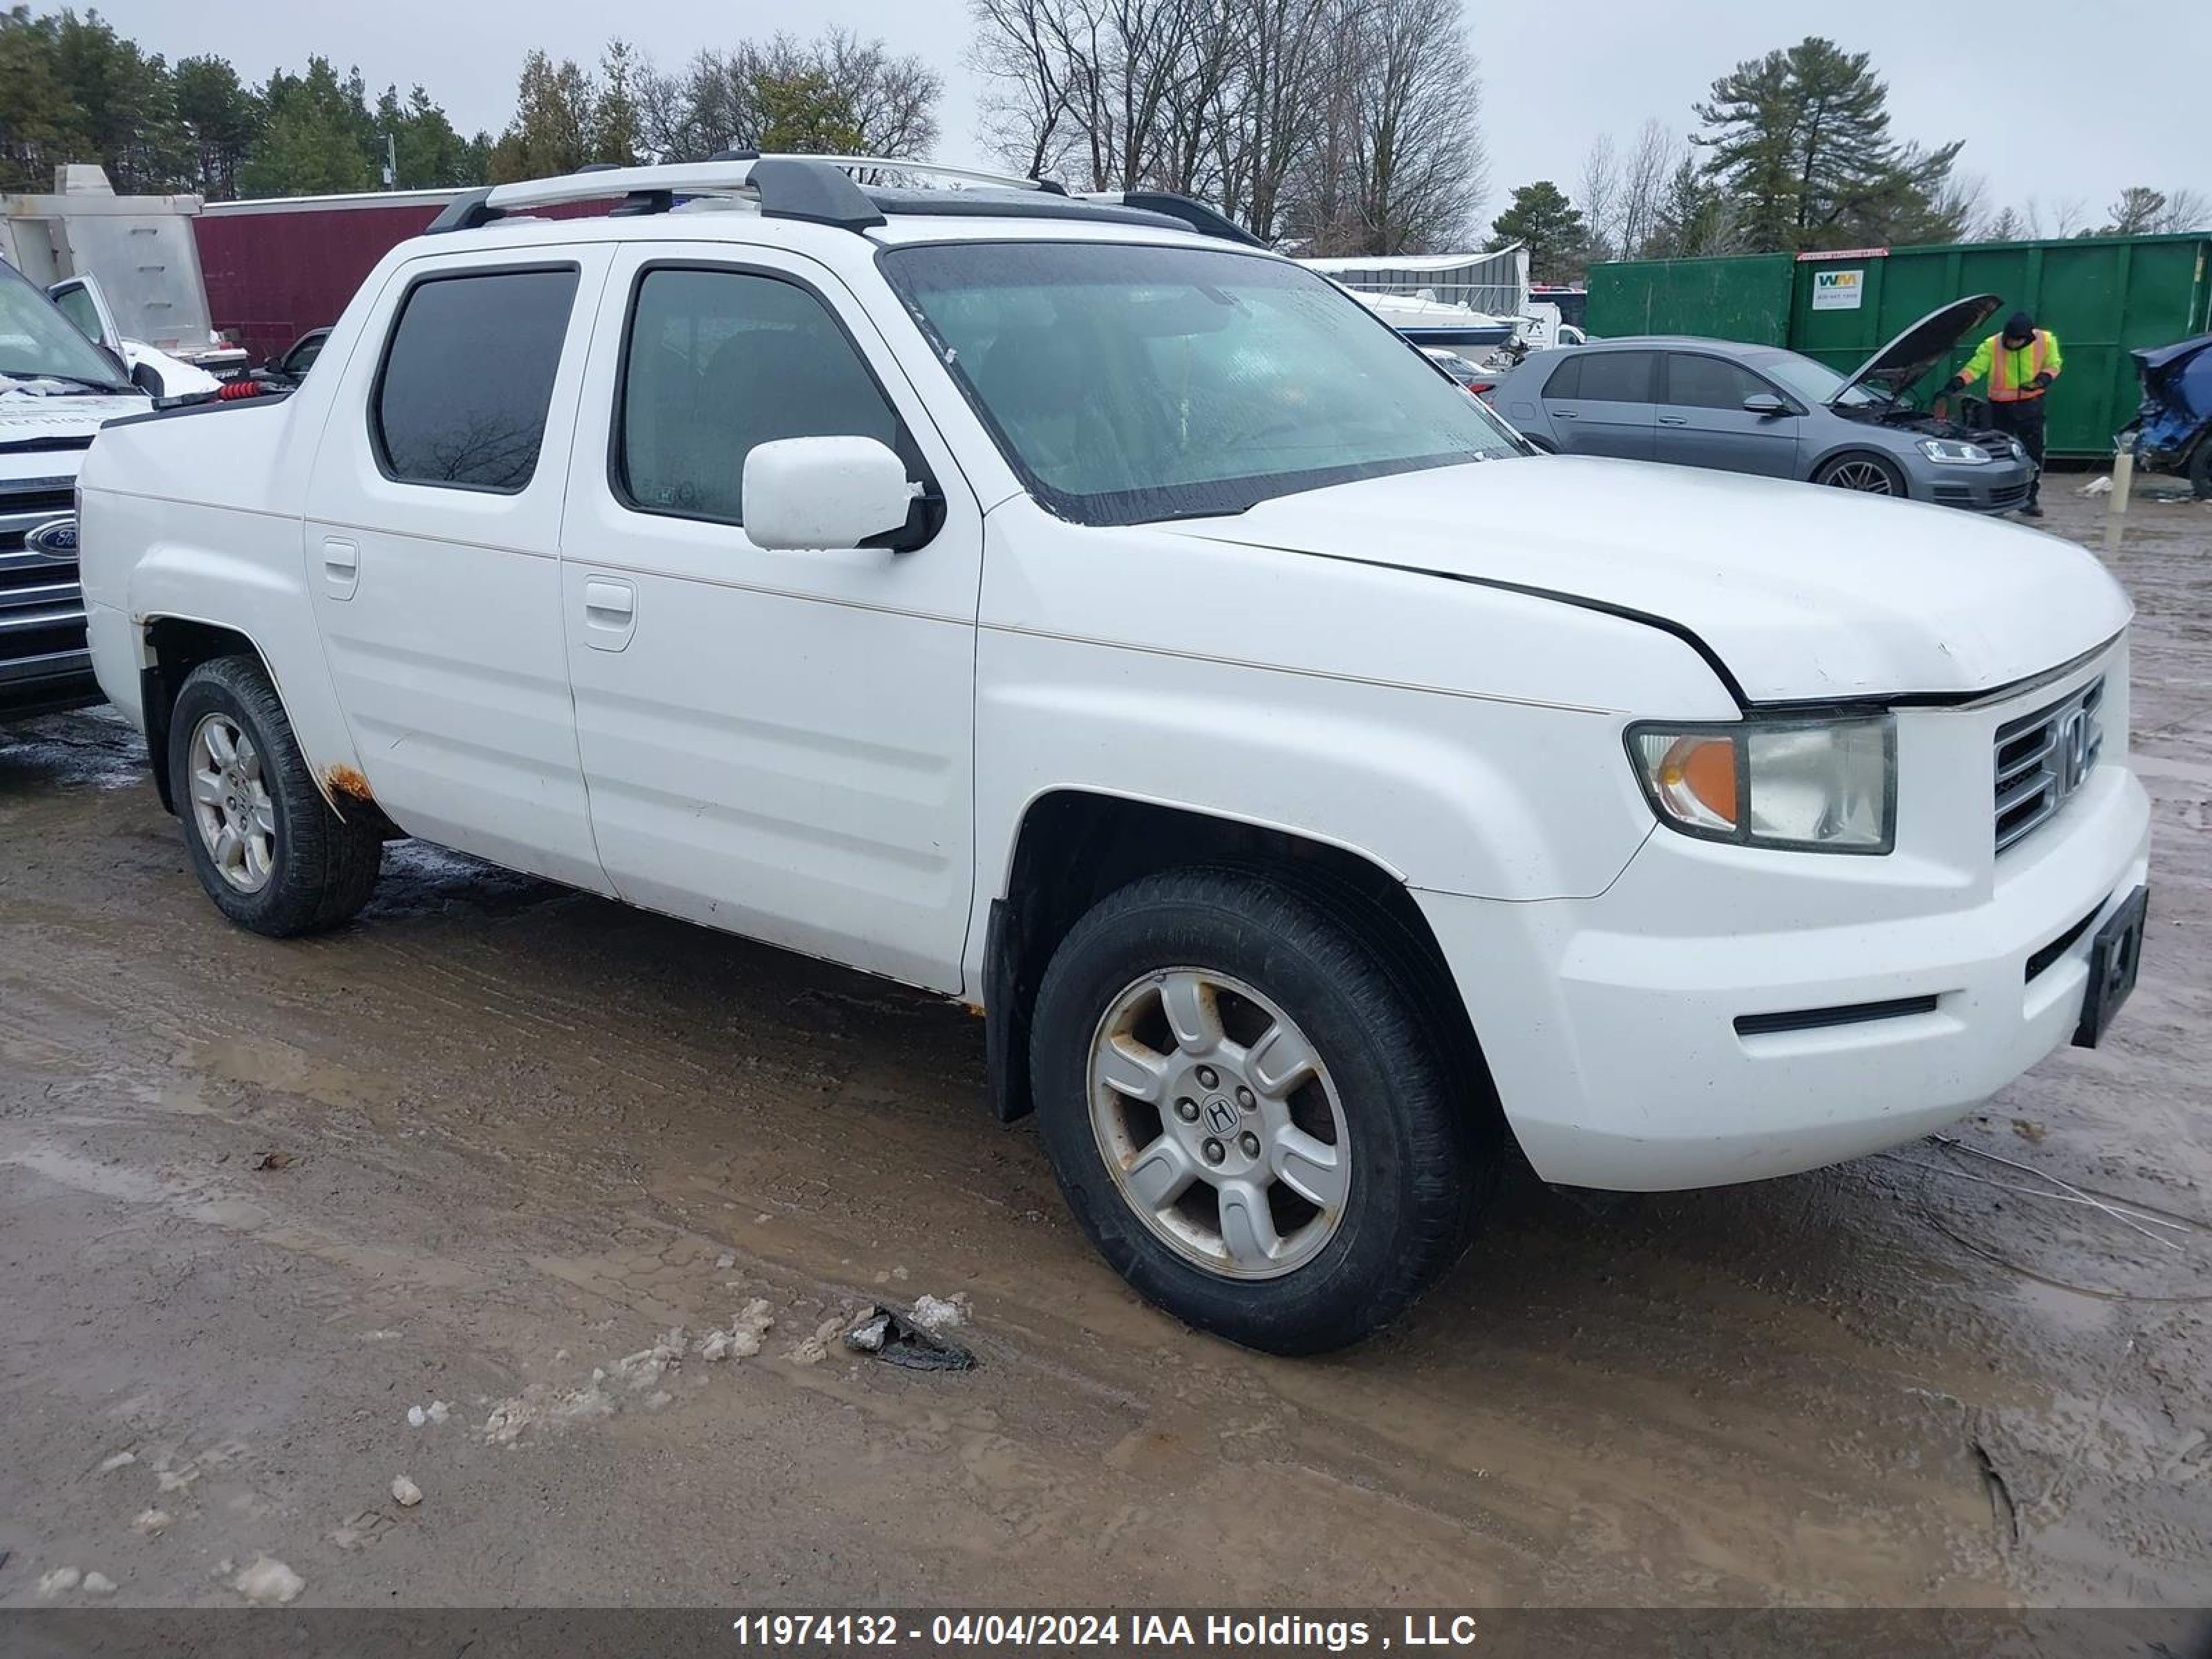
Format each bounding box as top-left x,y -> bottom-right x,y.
1029,867 -> 1492,1353
1814,451 -> 1906,498
2188,438 -> 2212,500
168,655 -> 382,936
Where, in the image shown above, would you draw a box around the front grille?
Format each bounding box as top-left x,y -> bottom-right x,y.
1989,480 -> 2031,508
0,482 -> 86,686
1994,676 -> 2105,854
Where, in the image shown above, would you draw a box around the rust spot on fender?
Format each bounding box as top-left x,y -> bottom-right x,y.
324,765 -> 374,803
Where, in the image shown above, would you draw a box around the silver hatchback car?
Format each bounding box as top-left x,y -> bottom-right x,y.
1488,295 -> 2036,513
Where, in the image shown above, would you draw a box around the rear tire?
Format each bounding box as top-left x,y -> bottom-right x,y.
168,655 -> 382,936
1813,451 -> 1906,498
1029,866 -> 1492,1353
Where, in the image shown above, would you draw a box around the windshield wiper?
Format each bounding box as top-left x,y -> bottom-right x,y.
0,369 -> 133,395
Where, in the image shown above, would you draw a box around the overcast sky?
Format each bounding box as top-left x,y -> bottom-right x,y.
93,0 -> 2209,233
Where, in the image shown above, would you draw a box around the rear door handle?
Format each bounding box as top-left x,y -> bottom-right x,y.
321,536 -> 358,601
1550,407 -> 1580,420
581,575 -> 636,652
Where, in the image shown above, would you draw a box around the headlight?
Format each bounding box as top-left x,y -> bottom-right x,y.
1917,438 -> 1992,465
1627,715 -> 1895,853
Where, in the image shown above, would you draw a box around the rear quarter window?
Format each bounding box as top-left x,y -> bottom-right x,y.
372,266 -> 579,493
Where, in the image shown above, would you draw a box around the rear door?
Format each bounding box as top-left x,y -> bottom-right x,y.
303,247 -> 615,892
1539,348 -> 1658,460
1656,351 -> 1802,478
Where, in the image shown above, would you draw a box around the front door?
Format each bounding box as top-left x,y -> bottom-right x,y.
1656,352 -> 1801,478
559,247 -> 983,993
304,247 -> 613,892
1540,348 -> 1658,460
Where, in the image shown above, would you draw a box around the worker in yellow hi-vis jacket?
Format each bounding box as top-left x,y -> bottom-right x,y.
1942,309 -> 2063,518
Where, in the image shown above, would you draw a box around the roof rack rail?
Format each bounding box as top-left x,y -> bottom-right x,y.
422,156 -> 1256,247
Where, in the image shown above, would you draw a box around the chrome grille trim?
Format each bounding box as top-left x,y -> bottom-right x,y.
1994,675 -> 2105,854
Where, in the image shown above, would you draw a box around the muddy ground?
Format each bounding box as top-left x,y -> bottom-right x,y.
1,484 -> 2207,1613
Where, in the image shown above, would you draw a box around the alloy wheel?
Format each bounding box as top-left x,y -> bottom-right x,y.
1087,968 -> 1351,1280
1824,459 -> 1895,494
187,712 -> 277,893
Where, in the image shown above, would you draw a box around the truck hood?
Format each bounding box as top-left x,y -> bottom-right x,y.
1156,455 -> 2131,704
0,391 -> 151,451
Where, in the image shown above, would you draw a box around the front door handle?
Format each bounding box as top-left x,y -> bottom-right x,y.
1658,415 -> 1689,426
321,536 -> 358,601
581,575 -> 637,652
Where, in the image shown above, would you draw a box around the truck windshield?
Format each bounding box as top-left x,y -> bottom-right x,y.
883,241 -> 1524,526
0,265 -> 132,393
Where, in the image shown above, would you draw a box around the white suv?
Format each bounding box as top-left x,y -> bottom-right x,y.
77,158 -> 2151,1353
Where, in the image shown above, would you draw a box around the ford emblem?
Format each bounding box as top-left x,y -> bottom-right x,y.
24,516 -> 77,559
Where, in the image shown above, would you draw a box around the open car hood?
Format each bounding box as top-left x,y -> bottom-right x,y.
1833,292 -> 2002,404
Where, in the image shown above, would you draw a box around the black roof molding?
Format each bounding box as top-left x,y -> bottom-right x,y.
1118,191 -> 1266,247
749,156 -> 888,232
424,186 -> 500,234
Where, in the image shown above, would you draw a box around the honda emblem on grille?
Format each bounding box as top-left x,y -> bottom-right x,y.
2054,707 -> 2093,798
24,516 -> 77,560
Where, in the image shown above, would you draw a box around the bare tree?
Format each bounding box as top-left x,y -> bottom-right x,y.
1338,0 -> 1488,254
1577,134 -> 1619,264
970,0 -> 1074,178
1200,0 -> 1338,237
1616,118 -> 1678,259
629,31 -> 939,164
2155,186 -> 2210,232
814,29 -> 942,156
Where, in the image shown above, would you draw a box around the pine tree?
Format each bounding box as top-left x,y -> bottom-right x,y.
174,57 -> 262,199
1694,37 -> 1962,252
1647,155 -> 1730,258
1489,181 -> 1585,282
488,50 -> 597,181
0,7 -> 88,191
241,59 -> 376,196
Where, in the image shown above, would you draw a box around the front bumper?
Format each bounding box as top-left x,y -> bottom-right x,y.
1420,673 -> 2150,1191
1919,453 -> 2036,512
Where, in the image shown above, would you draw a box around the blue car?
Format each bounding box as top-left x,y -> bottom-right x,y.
2124,332 -> 2212,498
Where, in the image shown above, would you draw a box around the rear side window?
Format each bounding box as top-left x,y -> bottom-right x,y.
1570,350 -> 1656,403
1540,355 -> 1582,399
615,266 -> 902,527
1665,353 -> 1768,411
373,267 -> 579,492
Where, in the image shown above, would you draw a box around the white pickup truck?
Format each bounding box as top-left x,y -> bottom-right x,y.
79,158 -> 2151,1353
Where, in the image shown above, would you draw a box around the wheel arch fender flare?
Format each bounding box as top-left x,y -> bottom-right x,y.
138,610 -> 363,821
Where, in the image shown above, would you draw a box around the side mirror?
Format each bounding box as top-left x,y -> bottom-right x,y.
1742,392 -> 1789,418
129,359 -> 165,397
742,436 -> 926,552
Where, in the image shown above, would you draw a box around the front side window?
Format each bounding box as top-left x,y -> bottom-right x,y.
883,241 -> 1524,527
1665,353 -> 1768,411
373,267 -> 579,492
617,266 -> 902,526
51,284 -> 103,344
0,265 -> 131,391
1749,348 -> 1877,409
